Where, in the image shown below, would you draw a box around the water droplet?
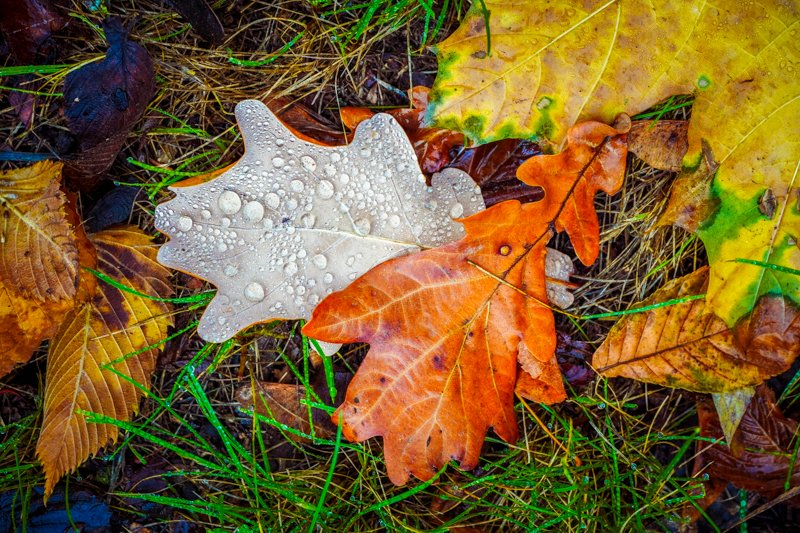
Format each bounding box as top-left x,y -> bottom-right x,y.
450,203 -> 464,218
317,180 -> 335,199
265,192 -> 280,210
244,281 -> 265,302
312,254 -> 328,269
200,209 -> 212,220
176,216 -> 193,232
340,173 -> 350,185
345,256 -> 355,267
388,214 -> 401,227
290,179 -> 305,192
301,155 -> 317,171
308,294 -> 320,305
217,242 -> 228,252
218,190 -> 242,215
323,272 -> 334,284
221,217 -> 231,228
217,316 -> 228,325
224,264 -> 238,277
243,201 -> 265,222
284,261 -> 299,276
330,152 -> 341,163
301,214 -> 316,228
353,218 -> 371,236
271,156 -> 285,168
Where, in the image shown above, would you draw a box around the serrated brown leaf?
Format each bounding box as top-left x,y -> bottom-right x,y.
0,161 -> 79,301
304,200 -> 565,484
0,204 -> 96,378
516,119 -> 629,266
696,386 -> 800,500
594,267 -> 800,392
37,227 -> 173,499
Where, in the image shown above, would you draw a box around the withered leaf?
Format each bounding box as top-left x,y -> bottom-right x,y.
37,227 -> 173,499
697,386 -> 800,500
594,267 -> 800,393
62,17 -> 155,187
627,120 -> 689,172
0,161 -> 79,301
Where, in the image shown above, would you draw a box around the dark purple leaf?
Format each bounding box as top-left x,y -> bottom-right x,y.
62,17 -> 155,188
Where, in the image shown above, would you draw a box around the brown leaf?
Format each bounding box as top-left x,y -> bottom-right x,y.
0,198 -> 96,378
37,227 -> 173,500
594,267 -> 800,392
627,120 -> 688,172
62,17 -> 155,187
655,140 -> 719,232
0,161 -> 79,301
269,98 -> 349,147
235,381 -> 336,442
516,119 -> 629,266
165,0 -> 224,45
696,385 -> 800,500
304,200 -> 565,484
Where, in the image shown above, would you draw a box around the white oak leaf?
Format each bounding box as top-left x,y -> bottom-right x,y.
155,101 -> 485,343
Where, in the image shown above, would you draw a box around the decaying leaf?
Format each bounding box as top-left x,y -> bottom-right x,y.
62,17 -> 155,186
0,196 -> 97,378
37,227 -> 173,499
0,161 -> 79,301
0,0 -> 64,64
447,139 -> 543,207
696,386 -> 800,500
235,381 -> 336,442
656,141 -> 719,233
304,200 -> 564,484
594,267 -> 800,392
155,100 -> 484,344
627,120 -> 688,172
516,119 -> 629,266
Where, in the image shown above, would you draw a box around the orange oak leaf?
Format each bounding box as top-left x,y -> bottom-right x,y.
303,200 -> 564,484
516,119 -> 629,266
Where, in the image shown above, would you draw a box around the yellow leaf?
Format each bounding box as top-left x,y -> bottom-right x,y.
0,161 -> 80,301
36,226 -> 173,499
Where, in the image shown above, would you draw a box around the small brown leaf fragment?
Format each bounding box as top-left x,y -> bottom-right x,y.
656,140 -> 719,232
236,382 -> 334,442
627,120 -> 688,172
758,188 -> 777,218
696,386 -> 800,500
37,227 -> 173,500
594,267 -> 800,392
0,0 -> 64,64
0,161 -> 79,301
